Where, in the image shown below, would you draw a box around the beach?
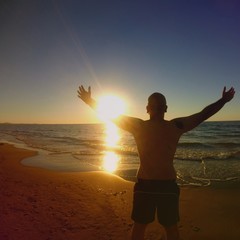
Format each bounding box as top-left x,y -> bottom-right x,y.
1,143 -> 240,240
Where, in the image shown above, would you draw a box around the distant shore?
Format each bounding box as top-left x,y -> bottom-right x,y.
0,143 -> 240,240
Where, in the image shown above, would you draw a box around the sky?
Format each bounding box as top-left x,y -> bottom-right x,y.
0,0 -> 239,124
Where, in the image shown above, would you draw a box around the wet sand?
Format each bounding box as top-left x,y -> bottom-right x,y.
0,143 -> 240,240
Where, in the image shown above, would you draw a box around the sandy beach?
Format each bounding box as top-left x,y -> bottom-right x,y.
0,143 -> 240,240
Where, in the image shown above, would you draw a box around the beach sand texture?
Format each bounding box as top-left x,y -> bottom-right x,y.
0,143 -> 240,240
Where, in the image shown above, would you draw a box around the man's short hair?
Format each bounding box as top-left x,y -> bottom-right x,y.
148,92 -> 166,106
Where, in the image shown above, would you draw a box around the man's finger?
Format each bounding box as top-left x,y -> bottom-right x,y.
223,86 -> 226,94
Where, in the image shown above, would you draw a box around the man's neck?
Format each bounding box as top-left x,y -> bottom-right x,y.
149,113 -> 165,121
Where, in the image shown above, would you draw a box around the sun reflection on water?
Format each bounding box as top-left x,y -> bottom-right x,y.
102,122 -> 121,173
102,151 -> 120,173
105,122 -> 120,147
96,94 -> 126,173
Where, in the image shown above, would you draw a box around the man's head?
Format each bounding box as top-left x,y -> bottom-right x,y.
147,92 -> 167,118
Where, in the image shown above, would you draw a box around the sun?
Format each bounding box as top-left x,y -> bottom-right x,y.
97,95 -> 126,121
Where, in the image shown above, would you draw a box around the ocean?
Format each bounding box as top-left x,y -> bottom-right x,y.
0,122 -> 240,186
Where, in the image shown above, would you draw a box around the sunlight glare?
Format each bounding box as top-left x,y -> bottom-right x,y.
97,95 -> 126,121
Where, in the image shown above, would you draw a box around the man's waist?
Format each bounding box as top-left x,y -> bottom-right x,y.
134,178 -> 179,194
137,166 -> 176,180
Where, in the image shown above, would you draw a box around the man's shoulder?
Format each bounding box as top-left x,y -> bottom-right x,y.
169,118 -> 184,130
114,115 -> 144,133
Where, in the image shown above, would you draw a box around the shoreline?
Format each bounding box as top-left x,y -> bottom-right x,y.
1,143 -> 240,239
21,148 -> 240,187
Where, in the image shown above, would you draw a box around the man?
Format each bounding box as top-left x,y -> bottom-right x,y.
77,85 -> 235,240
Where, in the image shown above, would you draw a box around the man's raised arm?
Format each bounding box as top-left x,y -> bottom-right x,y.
77,85 -> 97,109
174,87 -> 235,132
77,85 -> 143,133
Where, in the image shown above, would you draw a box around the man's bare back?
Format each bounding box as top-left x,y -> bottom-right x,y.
129,119 -> 183,180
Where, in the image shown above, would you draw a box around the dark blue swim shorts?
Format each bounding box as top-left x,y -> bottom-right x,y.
131,179 -> 180,226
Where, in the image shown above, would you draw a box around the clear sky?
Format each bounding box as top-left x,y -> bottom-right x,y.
0,0 -> 239,124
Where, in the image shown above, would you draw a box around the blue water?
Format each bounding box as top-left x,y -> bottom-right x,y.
0,122 -> 240,186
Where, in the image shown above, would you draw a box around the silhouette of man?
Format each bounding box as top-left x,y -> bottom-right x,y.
78,85 -> 235,240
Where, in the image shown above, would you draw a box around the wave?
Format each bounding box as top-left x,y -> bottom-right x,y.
178,142 -> 212,148
178,141 -> 240,148
177,172 -> 240,187
214,142 -> 240,148
175,150 -> 240,161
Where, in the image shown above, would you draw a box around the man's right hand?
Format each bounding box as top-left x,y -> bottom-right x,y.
78,85 -> 92,104
77,85 -> 97,109
222,87 -> 235,103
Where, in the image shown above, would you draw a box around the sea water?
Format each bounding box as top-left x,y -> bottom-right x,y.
0,122 -> 239,186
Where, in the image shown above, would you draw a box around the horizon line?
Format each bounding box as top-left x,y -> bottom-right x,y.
1,120 -> 240,125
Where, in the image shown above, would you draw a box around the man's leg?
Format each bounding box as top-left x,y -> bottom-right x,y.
164,224 -> 180,240
131,222 -> 148,240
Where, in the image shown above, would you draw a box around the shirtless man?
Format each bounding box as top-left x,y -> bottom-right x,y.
77,86 -> 235,240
